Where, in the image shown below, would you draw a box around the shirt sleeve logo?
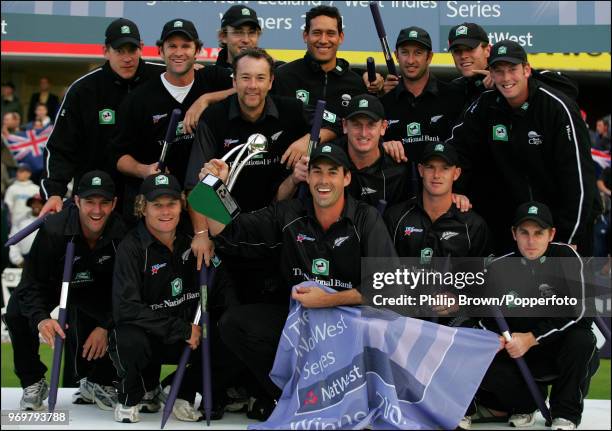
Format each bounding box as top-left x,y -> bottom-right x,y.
99,109 -> 115,125
492,124 -> 508,141
311,258 -> 329,276
171,277 -> 183,297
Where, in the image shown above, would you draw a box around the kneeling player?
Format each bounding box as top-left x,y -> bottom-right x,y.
471,202 -> 599,430
109,174 -> 202,423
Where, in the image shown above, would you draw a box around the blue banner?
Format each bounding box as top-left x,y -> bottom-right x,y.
251,281 -> 500,430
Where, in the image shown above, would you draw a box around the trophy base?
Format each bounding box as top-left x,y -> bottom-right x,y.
188,174 -> 240,225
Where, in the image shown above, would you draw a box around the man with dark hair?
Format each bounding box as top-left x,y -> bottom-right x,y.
5,171 -> 126,411
113,18 -> 232,222
472,201 -> 599,430
216,5 -> 262,71
447,23 -> 493,108
27,77 -> 60,122
1,82 -> 22,118
447,41 -> 596,255
40,18 -> 167,217
594,118 -> 610,151
197,143 -> 396,420
186,48 -> 322,270
321,93 -> 413,208
273,5 -> 380,167
380,27 -> 466,165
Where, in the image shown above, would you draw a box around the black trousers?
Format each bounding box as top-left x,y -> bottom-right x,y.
4,294 -> 116,388
108,324 -> 204,407
477,326 -> 600,425
218,303 -> 289,400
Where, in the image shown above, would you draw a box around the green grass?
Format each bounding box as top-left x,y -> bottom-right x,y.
2,342 -> 610,399
1,343 -> 175,388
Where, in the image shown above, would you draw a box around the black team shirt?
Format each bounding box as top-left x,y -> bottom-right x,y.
381,73 -> 466,164
186,94 -> 317,212
113,67 -> 232,213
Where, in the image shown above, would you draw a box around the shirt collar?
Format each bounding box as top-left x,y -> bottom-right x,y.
215,48 -> 232,70
414,193 -> 459,221
393,72 -> 439,100
303,52 -> 349,76
63,205 -> 124,244
104,60 -> 145,85
304,192 -> 359,226
228,94 -> 279,121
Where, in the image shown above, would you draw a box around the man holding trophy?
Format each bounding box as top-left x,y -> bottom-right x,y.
190,143 -> 397,419
185,48 -> 334,302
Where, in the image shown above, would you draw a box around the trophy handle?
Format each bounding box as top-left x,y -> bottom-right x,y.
227,150 -> 268,191
227,143 -> 252,186
220,143 -> 246,163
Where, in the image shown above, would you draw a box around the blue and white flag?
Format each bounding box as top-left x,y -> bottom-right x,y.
250,282 -> 500,430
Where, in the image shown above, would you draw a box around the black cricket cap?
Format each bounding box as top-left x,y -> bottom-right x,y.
513,201 -> 554,229
396,26 -> 432,50
221,5 -> 261,29
309,144 -> 350,170
489,40 -> 527,66
140,174 -> 182,201
77,170 -> 116,200
421,142 -> 459,166
105,18 -> 141,49
158,18 -> 200,44
345,94 -> 385,121
448,22 -> 489,50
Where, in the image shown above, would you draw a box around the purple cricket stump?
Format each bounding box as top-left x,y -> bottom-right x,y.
367,57 -> 376,84
157,108 -> 182,172
5,214 -> 48,246
160,306 -> 201,429
299,99 -> 327,200
369,1 -> 398,76
200,266 -> 217,426
48,241 -> 75,412
493,307 -> 553,426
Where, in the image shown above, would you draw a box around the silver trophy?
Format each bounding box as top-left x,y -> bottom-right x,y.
188,134 -> 268,224
221,133 -> 268,191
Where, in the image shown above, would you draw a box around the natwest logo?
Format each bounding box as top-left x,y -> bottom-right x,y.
151,263 -> 167,275
404,226 -> 424,236
297,233 -> 315,243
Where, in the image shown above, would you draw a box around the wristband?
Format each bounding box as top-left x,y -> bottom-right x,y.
195,229 -> 208,236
